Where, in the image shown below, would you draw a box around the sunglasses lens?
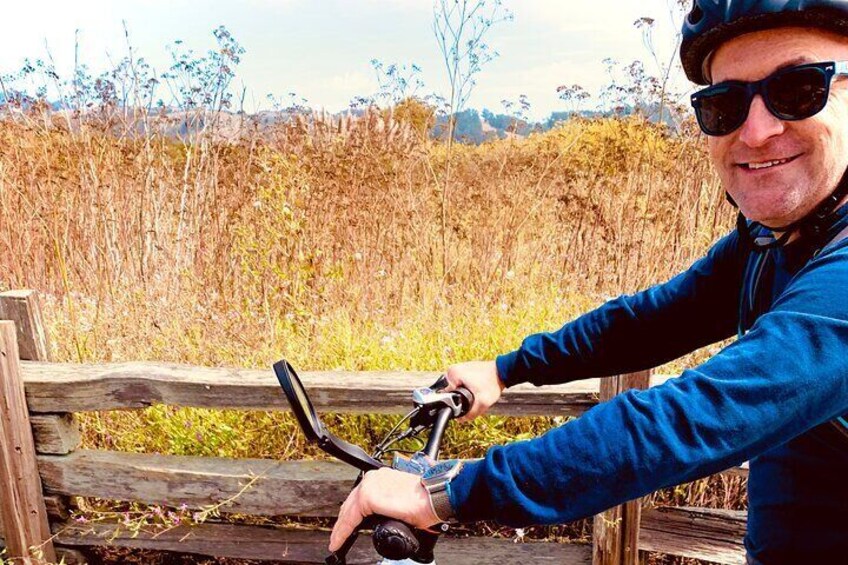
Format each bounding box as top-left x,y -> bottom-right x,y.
696,85 -> 749,136
766,66 -> 829,119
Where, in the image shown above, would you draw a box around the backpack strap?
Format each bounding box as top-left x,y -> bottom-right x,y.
738,221 -> 848,441
818,223 -> 848,256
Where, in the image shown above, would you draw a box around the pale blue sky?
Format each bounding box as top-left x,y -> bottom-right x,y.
0,0 -> 691,120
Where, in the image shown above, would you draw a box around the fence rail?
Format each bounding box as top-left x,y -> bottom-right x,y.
0,290 -> 747,565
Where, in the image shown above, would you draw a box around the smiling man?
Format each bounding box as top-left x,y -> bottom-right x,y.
329,3 -> 848,564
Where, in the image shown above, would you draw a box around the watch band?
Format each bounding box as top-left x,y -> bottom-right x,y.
429,486 -> 455,521
421,460 -> 463,522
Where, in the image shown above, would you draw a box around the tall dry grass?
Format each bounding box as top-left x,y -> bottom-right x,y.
0,109 -> 728,365
0,106 -> 743,556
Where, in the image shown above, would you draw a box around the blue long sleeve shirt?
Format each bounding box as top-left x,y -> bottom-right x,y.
447,213 -> 848,563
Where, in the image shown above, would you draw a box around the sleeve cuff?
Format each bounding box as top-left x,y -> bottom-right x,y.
495,350 -> 521,388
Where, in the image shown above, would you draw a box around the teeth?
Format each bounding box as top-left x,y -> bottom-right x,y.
747,158 -> 790,170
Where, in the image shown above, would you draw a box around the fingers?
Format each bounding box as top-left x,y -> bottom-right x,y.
461,403 -> 484,422
328,486 -> 365,552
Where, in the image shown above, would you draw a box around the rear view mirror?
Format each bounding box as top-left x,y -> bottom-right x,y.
273,360 -> 384,471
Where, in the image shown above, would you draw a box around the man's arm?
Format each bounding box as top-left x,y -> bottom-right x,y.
497,230 -> 746,388
448,247 -> 848,526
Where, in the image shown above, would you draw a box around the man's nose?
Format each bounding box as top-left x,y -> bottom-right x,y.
737,95 -> 785,147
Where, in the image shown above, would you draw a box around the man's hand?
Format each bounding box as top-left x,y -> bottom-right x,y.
328,467 -> 441,552
443,360 -> 506,421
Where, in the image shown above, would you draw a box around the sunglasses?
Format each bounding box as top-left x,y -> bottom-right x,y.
690,60 -> 848,136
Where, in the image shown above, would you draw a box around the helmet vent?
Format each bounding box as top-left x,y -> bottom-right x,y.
688,1 -> 704,25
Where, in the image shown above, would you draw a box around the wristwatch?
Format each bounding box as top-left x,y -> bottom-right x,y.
421,460 -> 464,522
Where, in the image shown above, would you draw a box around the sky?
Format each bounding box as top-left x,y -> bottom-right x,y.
0,0 -> 693,121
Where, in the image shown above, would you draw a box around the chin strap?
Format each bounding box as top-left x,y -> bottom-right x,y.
730,165 -> 848,252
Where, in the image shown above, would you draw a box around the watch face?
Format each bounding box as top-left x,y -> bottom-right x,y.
422,459 -> 461,480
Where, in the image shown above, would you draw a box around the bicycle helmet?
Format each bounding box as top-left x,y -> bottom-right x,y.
681,0 -> 848,85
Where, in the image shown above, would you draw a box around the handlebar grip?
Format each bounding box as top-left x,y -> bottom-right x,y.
372,518 -> 420,560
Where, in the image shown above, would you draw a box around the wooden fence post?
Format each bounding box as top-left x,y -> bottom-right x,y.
592,370 -> 651,565
0,290 -> 52,362
1,290 -> 80,563
0,321 -> 57,563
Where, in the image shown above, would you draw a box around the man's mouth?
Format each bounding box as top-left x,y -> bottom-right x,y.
738,154 -> 801,171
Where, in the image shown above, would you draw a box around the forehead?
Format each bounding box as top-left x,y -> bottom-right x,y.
710,27 -> 848,83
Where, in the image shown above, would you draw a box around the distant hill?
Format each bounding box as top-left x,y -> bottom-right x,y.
0,97 -> 678,144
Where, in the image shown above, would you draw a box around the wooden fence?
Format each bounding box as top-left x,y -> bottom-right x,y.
0,290 -> 747,565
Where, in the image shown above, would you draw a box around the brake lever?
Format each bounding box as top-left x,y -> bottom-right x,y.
429,374 -> 449,390
410,381 -> 474,431
429,374 -> 474,417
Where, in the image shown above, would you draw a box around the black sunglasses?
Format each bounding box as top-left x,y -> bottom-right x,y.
690,61 -> 848,136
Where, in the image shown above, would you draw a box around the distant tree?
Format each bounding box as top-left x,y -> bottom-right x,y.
432,108 -> 484,142
481,108 -> 510,131
544,110 -> 572,130
452,108 -> 484,142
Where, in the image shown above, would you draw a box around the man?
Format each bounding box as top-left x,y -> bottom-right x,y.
330,3 -> 848,563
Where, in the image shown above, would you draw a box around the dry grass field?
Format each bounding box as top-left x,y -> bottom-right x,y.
0,104 -> 744,562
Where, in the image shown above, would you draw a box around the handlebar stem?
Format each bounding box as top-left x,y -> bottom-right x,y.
422,407 -> 453,460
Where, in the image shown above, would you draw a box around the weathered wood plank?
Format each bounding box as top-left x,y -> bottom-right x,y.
592,371 -> 651,565
52,522 -> 592,564
35,451 -> 747,563
43,494 -> 72,521
0,290 -> 52,362
639,506 -> 747,565
31,414 -> 81,455
20,361 -> 679,415
39,450 -> 358,517
55,548 -> 87,565
0,323 -> 57,563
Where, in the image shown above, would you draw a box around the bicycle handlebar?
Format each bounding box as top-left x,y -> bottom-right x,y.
274,360 -> 472,565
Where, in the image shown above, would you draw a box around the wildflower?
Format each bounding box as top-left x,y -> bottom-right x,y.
514,528 -> 526,543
